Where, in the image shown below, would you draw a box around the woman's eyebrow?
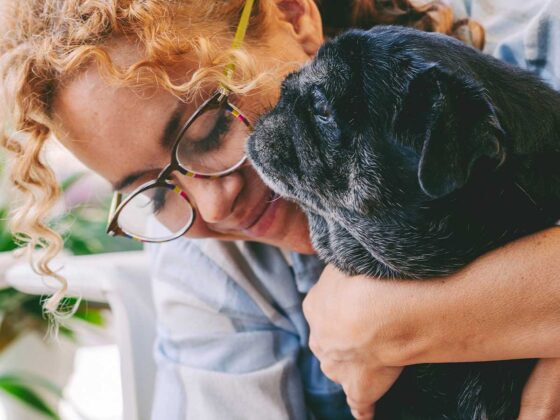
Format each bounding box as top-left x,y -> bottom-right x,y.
112,101 -> 184,191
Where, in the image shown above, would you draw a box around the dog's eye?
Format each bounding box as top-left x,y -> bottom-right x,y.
312,89 -> 335,123
314,101 -> 332,120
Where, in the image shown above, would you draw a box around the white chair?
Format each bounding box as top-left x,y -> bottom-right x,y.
4,251 -> 156,420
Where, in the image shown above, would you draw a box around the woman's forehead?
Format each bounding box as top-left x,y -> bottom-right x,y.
52,63 -> 179,186
52,36 -> 199,145
55,64 -> 172,126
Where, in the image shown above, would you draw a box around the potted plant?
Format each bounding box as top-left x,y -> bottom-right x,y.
0,165 -> 141,419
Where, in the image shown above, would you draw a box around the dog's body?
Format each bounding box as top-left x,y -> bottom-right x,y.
247,26 -> 560,419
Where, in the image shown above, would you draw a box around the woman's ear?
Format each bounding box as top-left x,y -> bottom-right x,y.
274,0 -> 324,56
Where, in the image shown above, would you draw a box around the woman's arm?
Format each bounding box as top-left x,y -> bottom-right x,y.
397,227 -> 560,365
306,227 -> 560,366
303,227 -> 560,418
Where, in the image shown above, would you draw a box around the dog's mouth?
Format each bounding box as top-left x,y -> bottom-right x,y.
248,150 -> 328,220
250,156 -> 298,201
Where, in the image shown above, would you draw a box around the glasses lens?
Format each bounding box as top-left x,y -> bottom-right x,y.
117,186 -> 194,242
176,102 -> 250,174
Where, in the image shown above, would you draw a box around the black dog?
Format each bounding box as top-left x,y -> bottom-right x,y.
247,26 -> 560,420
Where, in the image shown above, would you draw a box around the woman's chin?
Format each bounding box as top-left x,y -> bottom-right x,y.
192,198 -> 314,253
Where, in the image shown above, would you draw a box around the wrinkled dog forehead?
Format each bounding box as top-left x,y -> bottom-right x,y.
281,42 -> 354,97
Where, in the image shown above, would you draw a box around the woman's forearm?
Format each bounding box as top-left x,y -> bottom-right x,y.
397,227 -> 560,366
304,228 -> 560,417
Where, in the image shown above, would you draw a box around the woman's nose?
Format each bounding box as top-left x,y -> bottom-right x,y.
173,171 -> 244,224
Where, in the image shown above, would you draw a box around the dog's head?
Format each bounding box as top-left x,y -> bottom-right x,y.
247,26 -> 506,218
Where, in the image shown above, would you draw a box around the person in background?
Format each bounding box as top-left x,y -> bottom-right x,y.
0,0 -> 558,418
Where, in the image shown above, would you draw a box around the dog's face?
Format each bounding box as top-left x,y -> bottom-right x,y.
247,27 -> 505,221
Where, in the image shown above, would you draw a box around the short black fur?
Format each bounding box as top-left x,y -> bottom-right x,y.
247,26 -> 560,419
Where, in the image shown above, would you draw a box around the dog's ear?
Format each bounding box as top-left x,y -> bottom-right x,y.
397,64 -> 505,198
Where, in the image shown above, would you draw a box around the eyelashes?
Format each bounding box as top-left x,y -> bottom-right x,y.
313,98 -> 335,124
310,87 -> 335,122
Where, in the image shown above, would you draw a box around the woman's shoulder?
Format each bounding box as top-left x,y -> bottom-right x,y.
450,0 -> 560,89
146,237 -> 292,279
145,238 -> 322,317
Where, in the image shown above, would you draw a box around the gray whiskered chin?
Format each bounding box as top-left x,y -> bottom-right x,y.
259,170 -> 329,217
251,163 -> 297,201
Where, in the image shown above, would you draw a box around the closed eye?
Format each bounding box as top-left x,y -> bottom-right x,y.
180,107 -> 233,154
309,86 -> 340,146
192,110 -> 231,153
311,87 -> 335,124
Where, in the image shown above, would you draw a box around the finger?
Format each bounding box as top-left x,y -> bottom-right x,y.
347,395 -> 376,420
350,405 -> 375,420
308,334 -> 322,356
348,394 -> 376,419
344,378 -> 377,420
347,395 -> 376,411
347,366 -> 403,404
344,373 -> 384,405
318,359 -> 341,383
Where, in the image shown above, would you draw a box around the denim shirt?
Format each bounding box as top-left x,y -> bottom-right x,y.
147,1 -> 560,418
147,238 -> 352,419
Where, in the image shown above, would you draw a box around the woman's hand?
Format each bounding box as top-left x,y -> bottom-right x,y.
303,228 -> 560,419
303,265 -> 412,418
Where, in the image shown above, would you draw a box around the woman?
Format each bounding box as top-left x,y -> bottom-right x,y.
0,0 -> 559,419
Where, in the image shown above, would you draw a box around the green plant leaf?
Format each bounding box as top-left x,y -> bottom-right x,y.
0,208 -> 17,252
73,308 -> 105,326
0,378 -> 59,419
0,372 -> 63,399
59,172 -> 84,193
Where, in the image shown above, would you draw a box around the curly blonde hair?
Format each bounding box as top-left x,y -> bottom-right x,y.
0,0 -> 484,315
0,0 -> 273,314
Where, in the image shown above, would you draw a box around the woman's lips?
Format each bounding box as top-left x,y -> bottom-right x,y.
242,192 -> 282,237
210,191 -> 282,238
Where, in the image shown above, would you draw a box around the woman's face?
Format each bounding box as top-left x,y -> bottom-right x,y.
52,2 -> 324,254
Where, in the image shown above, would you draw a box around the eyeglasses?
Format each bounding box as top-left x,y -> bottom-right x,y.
106,0 -> 255,243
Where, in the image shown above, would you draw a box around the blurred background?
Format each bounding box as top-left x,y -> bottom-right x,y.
0,140 -> 144,420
